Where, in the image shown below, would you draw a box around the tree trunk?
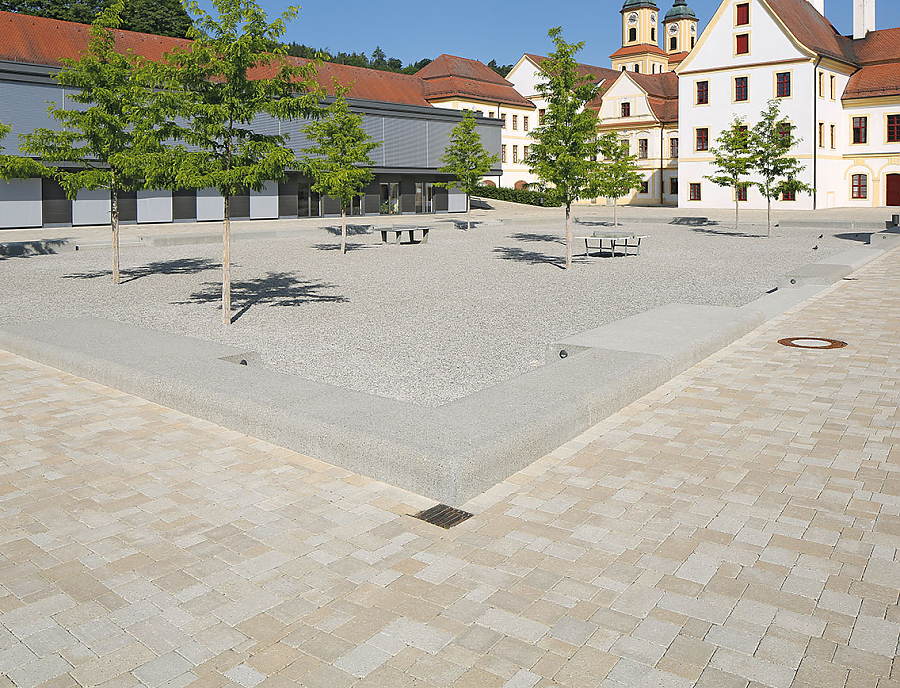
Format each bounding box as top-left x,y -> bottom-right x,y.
111,189 -> 120,286
767,198 -> 772,238
466,194 -> 471,230
341,207 -> 347,255
565,203 -> 573,270
613,198 -> 619,227
223,195 -> 232,326
735,192 -> 740,233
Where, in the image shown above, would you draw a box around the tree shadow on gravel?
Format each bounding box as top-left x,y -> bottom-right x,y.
0,239 -> 69,259
311,243 -> 374,252
510,232 -> 566,245
176,271 -> 348,324
687,226 -> 765,238
574,220 -> 615,227
63,257 -> 220,283
493,246 -> 567,269
323,224 -> 372,236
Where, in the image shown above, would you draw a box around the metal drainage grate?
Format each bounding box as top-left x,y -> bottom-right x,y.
413,504 -> 474,529
778,337 -> 847,350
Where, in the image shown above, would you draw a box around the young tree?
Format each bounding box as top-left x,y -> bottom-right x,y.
437,110 -> 498,230
749,100 -> 812,237
161,0 -> 323,325
705,116 -> 755,233
21,0 -> 167,284
527,27 -> 602,269
596,132 -> 643,228
0,123 -> 46,180
303,83 -> 380,254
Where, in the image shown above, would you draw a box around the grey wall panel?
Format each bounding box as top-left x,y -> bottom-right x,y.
119,191 -> 137,223
400,178 -> 416,214
250,181 -> 278,219
197,188 -> 224,221
322,194 -> 341,216
137,190 -> 173,224
0,81 -> 65,154
385,118 -> 426,168
278,176 -> 298,217
229,192 -> 250,219
173,189 -> 197,221
427,121 -> 455,170
362,114 -> 386,166
73,189 -> 110,226
364,180 -> 379,215
280,117 -> 315,156
448,187 -> 466,213
41,177 -> 72,225
477,122 -> 502,160
0,178 -> 41,228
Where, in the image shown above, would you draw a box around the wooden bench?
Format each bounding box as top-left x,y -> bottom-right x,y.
379,225 -> 430,244
574,231 -> 648,257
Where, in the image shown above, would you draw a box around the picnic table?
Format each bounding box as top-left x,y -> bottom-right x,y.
379,224 -> 430,244
573,230 -> 647,257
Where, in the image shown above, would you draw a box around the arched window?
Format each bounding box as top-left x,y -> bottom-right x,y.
651,27 -> 656,41
634,64 -> 641,73
629,27 -> 637,42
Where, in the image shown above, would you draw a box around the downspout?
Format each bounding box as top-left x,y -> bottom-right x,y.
813,56 -> 822,210
660,125 -> 665,205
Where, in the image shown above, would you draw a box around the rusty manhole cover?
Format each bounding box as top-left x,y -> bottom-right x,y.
778,337 -> 847,350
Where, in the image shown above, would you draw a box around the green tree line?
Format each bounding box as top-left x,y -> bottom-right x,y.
0,0 -> 192,37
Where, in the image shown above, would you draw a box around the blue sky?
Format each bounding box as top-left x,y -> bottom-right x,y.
268,0 -> 900,69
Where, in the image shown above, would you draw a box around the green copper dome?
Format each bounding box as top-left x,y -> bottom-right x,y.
621,0 -> 659,10
664,0 -> 696,21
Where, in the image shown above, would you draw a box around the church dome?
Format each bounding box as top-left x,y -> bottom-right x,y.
621,0 -> 659,10
664,0 -> 696,21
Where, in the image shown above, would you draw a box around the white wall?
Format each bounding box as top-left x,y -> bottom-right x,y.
72,189 -> 110,226
196,188 -> 225,221
0,178 -> 41,228
250,181 -> 278,219
137,189 -> 173,224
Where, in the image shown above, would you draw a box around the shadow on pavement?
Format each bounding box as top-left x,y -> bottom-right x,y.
0,239 -> 70,259
63,257 -> 220,283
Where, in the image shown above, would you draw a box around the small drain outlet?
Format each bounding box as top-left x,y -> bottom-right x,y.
413,504 -> 474,529
778,337 -> 847,350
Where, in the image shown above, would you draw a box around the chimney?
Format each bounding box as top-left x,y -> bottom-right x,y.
854,0 -> 876,40
808,0 -> 824,15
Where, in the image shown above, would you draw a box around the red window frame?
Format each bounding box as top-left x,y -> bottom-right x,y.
736,3 -> 749,25
853,117 -> 867,144
777,122 -> 791,140
736,34 -> 749,55
670,137 -> 679,159
512,146 -> 518,163
670,177 -> 678,195
782,190 -> 796,201
638,139 -> 649,159
735,77 -> 748,102
689,183 -> 702,201
501,145 -> 506,163
621,102 -> 631,117
776,72 -> 791,98
523,116 -> 529,132
888,115 -> 900,143
696,128 -> 709,151
736,184 -> 748,202
852,174 -> 867,199
640,180 -> 649,194
523,145 -> 529,160
696,81 -> 709,105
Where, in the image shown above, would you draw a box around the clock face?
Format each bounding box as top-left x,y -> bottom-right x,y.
628,12 -> 638,24
651,13 -> 657,23
668,23 -> 678,34
690,24 -> 697,33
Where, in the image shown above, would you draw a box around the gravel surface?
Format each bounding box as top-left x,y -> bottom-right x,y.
0,215 -> 857,406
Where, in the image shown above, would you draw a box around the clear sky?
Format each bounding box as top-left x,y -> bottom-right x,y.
266,0 -> 900,69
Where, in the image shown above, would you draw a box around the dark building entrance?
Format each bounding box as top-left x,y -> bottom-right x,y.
887,174 -> 900,206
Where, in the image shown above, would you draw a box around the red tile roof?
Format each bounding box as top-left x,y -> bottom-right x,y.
416,54 -> 533,107
609,44 -> 669,59
524,53 -> 622,87
850,27 -> 900,64
629,71 -> 679,99
765,0 -> 855,64
843,64 -> 900,100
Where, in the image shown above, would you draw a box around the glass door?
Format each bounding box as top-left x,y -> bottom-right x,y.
380,183 -> 399,215
425,183 -> 434,213
415,182 -> 424,214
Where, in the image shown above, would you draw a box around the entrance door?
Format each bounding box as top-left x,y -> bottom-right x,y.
380,183 -> 399,214
887,174 -> 900,206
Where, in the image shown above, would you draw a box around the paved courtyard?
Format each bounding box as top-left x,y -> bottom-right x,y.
0,247 -> 898,688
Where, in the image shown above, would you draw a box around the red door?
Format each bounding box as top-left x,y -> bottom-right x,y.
888,174 -> 900,206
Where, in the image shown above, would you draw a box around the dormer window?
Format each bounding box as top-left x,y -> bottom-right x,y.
621,102 -> 631,118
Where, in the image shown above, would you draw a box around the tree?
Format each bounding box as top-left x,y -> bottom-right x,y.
1,0 -> 193,38
0,123 -> 46,181
161,0 -> 323,325
596,132 -> 643,228
303,83 -> 380,254
21,0 -> 167,284
705,116 -> 754,232
749,100 -> 812,237
437,110 -> 498,230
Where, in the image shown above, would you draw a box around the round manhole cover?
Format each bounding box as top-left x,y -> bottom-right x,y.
778,337 -> 847,350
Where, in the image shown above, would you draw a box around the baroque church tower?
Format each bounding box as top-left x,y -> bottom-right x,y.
610,0 -> 697,73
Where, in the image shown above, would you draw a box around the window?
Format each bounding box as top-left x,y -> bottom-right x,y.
830,74 -> 836,100
830,124 -> 836,149
696,128 -> 709,151
523,116 -> 529,132
737,184 -> 748,202
853,116 -> 867,144
488,111 -> 494,118
777,122 -> 791,140
640,180 -> 649,194
782,190 -> 796,201
734,77 -> 748,102
670,36 -> 677,51
651,27 -> 656,41
689,183 -> 702,201
501,145 -> 506,163
501,113 -> 507,128
691,37 -> 696,48
512,146 -> 518,163
634,64 -> 640,73
696,81 -> 709,105
818,72 -> 825,98
888,115 -> 900,143
776,72 -> 791,98
539,108 -> 546,125
818,122 -> 824,148
736,34 -> 749,55
852,174 -> 867,199
670,137 -> 679,159
670,177 -> 678,195
638,139 -> 649,159
621,102 -> 631,118
629,28 -> 637,42
523,145 -> 529,160
736,2 -> 749,25
512,114 -> 518,131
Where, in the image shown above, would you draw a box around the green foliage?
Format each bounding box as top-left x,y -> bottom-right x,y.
0,122 -> 47,180
285,43 -> 431,75
160,0 -> 324,199
475,183 -> 562,207
303,83 -> 380,212
486,59 -> 514,78
749,100 -> 812,202
596,132 -> 643,203
21,0 -> 165,199
437,110 -> 498,206
0,0 -> 192,37
705,116 -> 754,230
526,27 -> 602,210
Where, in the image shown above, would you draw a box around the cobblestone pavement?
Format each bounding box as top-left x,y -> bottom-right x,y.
0,250 -> 898,688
